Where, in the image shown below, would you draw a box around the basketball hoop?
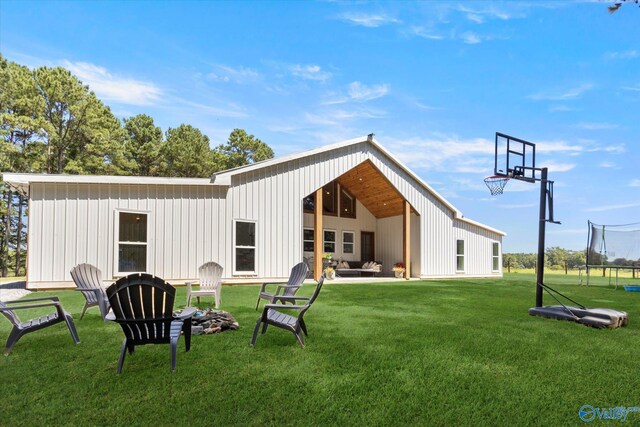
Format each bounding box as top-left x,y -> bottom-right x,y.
484,175 -> 510,196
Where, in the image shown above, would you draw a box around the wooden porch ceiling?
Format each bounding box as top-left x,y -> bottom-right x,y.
336,160 -> 415,219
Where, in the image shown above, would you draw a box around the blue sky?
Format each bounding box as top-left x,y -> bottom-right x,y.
1,0 -> 638,252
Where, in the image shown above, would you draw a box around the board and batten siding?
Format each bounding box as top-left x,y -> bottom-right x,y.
452,220 -> 502,276
226,141 -> 502,278
28,182 -> 228,288
24,138 -> 502,287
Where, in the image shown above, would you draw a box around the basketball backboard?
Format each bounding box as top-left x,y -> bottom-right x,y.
493,132 -> 537,182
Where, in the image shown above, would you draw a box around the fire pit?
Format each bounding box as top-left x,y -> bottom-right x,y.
175,308 -> 239,335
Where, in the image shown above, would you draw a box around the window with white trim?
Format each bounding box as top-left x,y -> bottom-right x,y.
117,211 -> 148,273
456,239 -> 465,272
323,229 -> 336,253
492,242 -> 500,271
303,228 -> 314,252
343,231 -> 354,254
235,220 -> 256,273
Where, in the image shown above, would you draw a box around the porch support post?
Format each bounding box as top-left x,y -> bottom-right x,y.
403,200 -> 410,280
314,188 -> 323,281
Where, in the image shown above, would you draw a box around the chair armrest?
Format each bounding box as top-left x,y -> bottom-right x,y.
264,303 -> 306,311
274,285 -> 302,295
175,306 -> 197,320
259,281 -> 287,292
4,296 -> 60,304
273,295 -> 310,302
0,301 -> 61,311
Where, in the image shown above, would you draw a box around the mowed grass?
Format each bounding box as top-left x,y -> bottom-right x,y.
1,273 -> 639,426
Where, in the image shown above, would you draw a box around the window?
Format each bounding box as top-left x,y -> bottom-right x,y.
303,182 -> 338,215
343,231 -> 354,254
492,242 -> 500,271
456,239 -> 465,272
117,211 -> 148,273
303,228 -> 314,252
340,188 -> 356,218
323,229 -> 336,253
235,220 -> 256,273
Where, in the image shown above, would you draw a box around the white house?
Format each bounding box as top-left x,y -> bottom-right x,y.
3,135 -> 504,289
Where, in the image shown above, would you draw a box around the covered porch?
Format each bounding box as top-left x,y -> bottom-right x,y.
304,160 -> 420,281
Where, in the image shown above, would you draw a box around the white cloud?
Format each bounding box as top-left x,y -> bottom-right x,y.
535,140 -> 584,154
598,161 -> 618,169
460,32 -> 482,44
528,83 -> 593,101
387,136 -> 495,172
588,144 -> 626,154
207,64 -> 260,83
348,81 -> 389,102
339,12 -> 400,28
630,179 -> 640,187
289,64 -> 332,82
174,98 -> 248,118
622,84 -> 640,92
585,202 -> 640,212
63,61 -> 162,106
466,14 -> 485,24
573,122 -> 619,130
605,50 -> 639,60
414,101 -> 441,110
409,26 -> 445,40
456,4 -> 518,22
322,81 -> 390,105
545,161 -> 576,173
304,108 -> 386,126
549,105 -> 574,112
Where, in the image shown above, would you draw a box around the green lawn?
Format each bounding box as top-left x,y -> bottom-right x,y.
1,274 -> 639,426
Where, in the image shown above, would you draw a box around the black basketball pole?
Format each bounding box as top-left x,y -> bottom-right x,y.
536,167 -> 548,308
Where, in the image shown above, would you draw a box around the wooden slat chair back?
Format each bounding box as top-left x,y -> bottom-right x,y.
70,263 -> 111,320
250,274 -> 325,348
255,262 -> 309,310
0,297 -> 80,355
106,273 -> 195,374
186,261 -> 223,308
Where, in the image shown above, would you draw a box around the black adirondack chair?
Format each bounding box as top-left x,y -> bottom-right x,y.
106,273 -> 196,374
250,275 -> 324,348
255,262 -> 309,310
70,263 -> 111,320
0,296 -> 80,355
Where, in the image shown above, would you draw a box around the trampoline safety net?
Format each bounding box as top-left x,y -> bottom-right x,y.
587,221 -> 640,266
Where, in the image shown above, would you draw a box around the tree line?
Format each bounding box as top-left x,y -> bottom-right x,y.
504,246 -> 640,273
503,247 -> 587,272
0,54 -> 274,277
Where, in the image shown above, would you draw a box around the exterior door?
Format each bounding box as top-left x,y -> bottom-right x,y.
361,231 -> 375,262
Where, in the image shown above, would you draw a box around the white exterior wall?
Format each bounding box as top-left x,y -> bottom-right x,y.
227,141 -> 502,279
28,182 -> 228,288
23,139 -> 502,288
452,219 -> 502,277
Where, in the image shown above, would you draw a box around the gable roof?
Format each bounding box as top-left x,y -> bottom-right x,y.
212,135 -> 505,236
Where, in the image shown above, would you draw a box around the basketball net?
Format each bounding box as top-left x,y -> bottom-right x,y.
484,175 -> 510,196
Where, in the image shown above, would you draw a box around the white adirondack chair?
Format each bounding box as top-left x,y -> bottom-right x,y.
186,262 -> 223,308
